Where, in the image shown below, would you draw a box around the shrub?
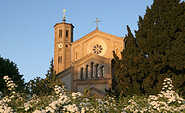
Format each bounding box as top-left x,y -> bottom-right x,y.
0,75 -> 184,112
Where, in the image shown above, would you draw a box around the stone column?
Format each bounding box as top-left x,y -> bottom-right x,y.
83,68 -> 86,79
90,63 -> 94,79
89,65 -> 91,79
85,65 -> 89,79
93,65 -> 96,79
100,66 -> 102,78
97,66 -> 100,78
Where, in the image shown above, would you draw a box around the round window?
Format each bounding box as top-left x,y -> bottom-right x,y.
92,44 -> 103,54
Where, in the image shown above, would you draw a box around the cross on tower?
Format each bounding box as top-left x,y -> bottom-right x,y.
93,17 -> 101,30
62,9 -> 66,22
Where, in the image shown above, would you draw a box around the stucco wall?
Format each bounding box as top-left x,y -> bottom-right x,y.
61,73 -> 72,91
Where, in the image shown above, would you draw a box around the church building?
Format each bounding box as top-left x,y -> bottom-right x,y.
55,10 -> 125,96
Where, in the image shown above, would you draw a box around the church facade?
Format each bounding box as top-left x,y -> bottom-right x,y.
54,15 -> 125,96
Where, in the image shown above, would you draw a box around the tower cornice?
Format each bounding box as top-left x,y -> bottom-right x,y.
54,22 -> 74,28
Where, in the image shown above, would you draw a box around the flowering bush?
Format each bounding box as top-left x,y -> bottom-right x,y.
0,75 -> 184,113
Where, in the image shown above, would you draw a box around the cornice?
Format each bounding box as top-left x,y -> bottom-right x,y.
73,53 -> 112,67
72,30 -> 124,46
54,22 -> 74,28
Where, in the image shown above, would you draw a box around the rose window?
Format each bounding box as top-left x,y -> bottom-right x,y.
92,44 -> 103,54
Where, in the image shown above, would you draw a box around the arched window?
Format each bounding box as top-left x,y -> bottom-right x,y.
86,65 -> 89,79
95,64 -> 99,78
58,56 -> 60,63
101,66 -> 104,77
58,56 -> 62,63
76,52 -> 78,60
66,30 -> 69,37
91,62 -> 94,78
80,68 -> 84,79
59,30 -> 62,38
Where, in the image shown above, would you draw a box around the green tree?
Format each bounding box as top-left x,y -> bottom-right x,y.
27,58 -> 63,96
135,0 -> 185,96
114,0 -> 185,96
113,26 -> 146,96
0,56 -> 25,95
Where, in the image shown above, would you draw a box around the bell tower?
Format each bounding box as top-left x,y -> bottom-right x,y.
54,9 -> 74,73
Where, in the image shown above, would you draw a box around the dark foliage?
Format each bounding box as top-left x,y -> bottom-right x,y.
113,0 -> 185,96
0,56 -> 25,96
113,26 -> 146,96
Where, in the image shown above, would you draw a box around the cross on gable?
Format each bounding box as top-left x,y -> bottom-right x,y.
93,17 -> 101,30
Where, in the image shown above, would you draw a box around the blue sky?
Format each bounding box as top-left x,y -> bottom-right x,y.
0,0 -> 153,82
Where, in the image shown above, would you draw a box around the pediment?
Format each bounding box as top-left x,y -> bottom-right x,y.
71,29 -> 124,62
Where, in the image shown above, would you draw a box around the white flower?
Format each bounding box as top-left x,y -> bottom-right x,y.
163,85 -> 168,88
63,104 -> 79,112
158,94 -> 163,97
49,101 -> 58,110
178,101 -> 181,104
83,98 -> 89,102
71,92 -> 82,99
33,110 -> 46,113
166,78 -> 171,81
81,107 -> 85,113
46,106 -> 55,113
3,76 -> 9,80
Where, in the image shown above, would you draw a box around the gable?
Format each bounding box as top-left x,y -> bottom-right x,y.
71,30 -> 124,62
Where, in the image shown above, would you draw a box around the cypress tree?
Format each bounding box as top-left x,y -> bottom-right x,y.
113,26 -> 145,96
135,0 -> 185,95
114,0 -> 185,96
